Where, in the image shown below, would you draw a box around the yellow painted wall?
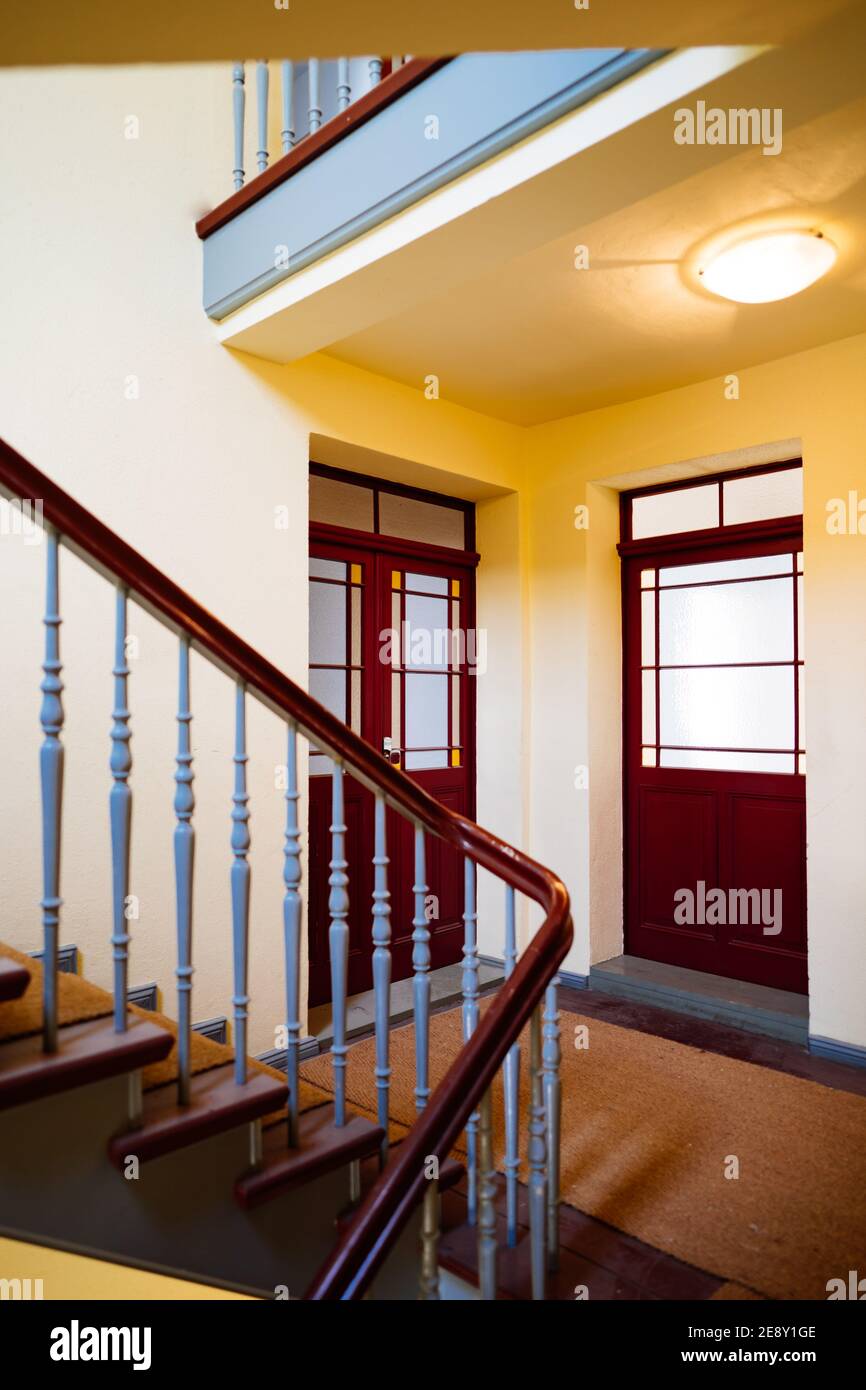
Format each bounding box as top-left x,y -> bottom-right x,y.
0,1235 -> 253,1299
524,332 -> 866,1049
0,64 -> 526,1048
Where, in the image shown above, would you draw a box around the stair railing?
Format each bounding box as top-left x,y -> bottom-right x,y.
0,437 -> 572,1300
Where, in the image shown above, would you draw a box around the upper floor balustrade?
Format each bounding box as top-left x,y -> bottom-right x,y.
196,49 -> 660,326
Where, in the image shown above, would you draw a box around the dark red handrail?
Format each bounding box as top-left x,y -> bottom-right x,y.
0,435 -> 572,1297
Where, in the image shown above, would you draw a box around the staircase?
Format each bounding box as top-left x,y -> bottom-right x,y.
0,437 -> 572,1300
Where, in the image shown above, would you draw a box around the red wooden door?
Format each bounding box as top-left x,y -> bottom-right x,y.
623,533 -> 807,994
308,538 -> 475,1006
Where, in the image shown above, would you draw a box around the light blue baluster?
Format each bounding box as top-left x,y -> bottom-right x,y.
543,978 -> 562,1270
371,794 -> 391,1163
230,682 -> 251,1085
411,827 -> 430,1112
329,763 -> 349,1126
307,59 -> 322,133
528,1006 -> 548,1300
462,857 -> 479,1223
368,57 -> 383,87
109,587 -> 132,1033
281,61 -> 295,153
232,63 -> 245,191
503,884 -> 520,1245
413,826 -> 439,1302
336,57 -> 351,111
419,1180 -> 440,1301
39,530 -> 64,1054
256,60 -> 269,173
283,723 -> 302,1145
477,1087 -> 497,1298
174,638 -> 195,1105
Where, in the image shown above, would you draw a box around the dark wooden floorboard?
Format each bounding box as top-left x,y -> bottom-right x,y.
560,985 -> 866,1098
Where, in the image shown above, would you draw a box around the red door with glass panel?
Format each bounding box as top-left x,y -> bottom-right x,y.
308,536 -> 475,1006
622,464 -> 806,994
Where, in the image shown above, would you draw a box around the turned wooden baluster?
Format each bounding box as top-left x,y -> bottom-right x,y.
336,58 -> 351,111
502,884 -> 520,1245
371,794 -> 391,1164
412,825 -> 439,1298
232,63 -> 245,191
477,1087 -> 498,1299
39,530 -> 64,1053
329,763 -> 349,1126
230,682 -> 251,1084
109,586 -> 132,1033
283,723 -> 303,1146
281,61 -> 295,153
256,60 -> 269,173
174,637 -> 195,1105
543,978 -> 562,1270
461,857 -> 480,1223
528,1006 -> 548,1299
307,59 -> 322,134
412,826 -> 431,1112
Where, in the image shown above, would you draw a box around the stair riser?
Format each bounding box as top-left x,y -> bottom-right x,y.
0,1072 -> 431,1299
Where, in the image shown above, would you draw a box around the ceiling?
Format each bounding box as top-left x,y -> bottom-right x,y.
325,7 -> 866,425
0,0 -> 852,66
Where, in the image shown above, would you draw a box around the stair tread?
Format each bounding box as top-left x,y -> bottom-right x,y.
235,1104 -> 385,1210
0,1015 -> 174,1112
0,956 -> 31,1003
108,1062 -> 289,1168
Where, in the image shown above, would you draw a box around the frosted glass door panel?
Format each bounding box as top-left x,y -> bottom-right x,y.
404,672 -> 448,769
660,577 -> 793,666
309,580 -> 347,665
660,666 -> 793,751
404,593 -> 450,669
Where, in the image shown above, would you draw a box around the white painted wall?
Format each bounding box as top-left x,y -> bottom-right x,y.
0,63 -> 526,1050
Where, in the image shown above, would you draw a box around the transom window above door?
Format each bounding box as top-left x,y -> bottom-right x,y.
310,463 -> 473,551
623,460 -> 802,542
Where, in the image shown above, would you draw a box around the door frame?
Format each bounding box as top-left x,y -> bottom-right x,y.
308,468 -> 480,1005
618,462 -> 805,992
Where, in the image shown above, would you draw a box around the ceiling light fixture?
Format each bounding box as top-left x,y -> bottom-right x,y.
699,230 -> 836,304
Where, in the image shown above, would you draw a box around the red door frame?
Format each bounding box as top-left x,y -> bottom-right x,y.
619,479 -> 806,995
308,520 -> 478,1006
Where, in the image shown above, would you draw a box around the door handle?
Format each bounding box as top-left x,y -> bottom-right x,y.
382,737 -> 401,765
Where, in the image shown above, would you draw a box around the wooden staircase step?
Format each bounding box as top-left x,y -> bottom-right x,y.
0,1016 -> 173,1112
0,956 -> 31,1003
108,1063 -> 288,1168
234,1104 -> 385,1211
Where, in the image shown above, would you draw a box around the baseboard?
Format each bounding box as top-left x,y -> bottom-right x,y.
127,982 -> 158,1011
479,955 -> 586,993
478,953 -> 503,971
808,1035 -> 866,1070
30,944 -> 79,974
193,1016 -> 228,1045
558,969 -> 589,991
256,1037 -> 320,1071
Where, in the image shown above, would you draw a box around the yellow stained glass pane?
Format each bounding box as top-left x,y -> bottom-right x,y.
450,748 -> 461,768
641,747 -> 657,767
640,569 -> 655,589
451,578 -> 460,597
391,570 -> 401,589
350,563 -> 362,585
